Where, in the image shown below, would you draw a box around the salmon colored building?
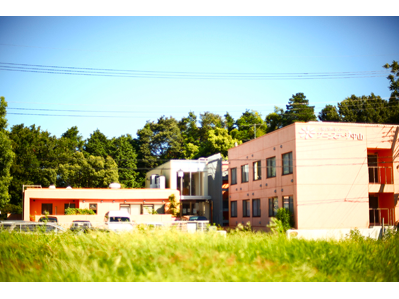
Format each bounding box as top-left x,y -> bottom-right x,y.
23,187 -> 180,226
228,122 -> 399,230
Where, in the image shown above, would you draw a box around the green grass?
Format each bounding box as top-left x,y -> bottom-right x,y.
1,229 -> 398,282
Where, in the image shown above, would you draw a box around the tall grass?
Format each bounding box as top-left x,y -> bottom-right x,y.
1,229 -> 398,282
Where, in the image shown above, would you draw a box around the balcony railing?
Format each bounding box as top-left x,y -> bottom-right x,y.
369,208 -> 395,227
368,166 -> 393,184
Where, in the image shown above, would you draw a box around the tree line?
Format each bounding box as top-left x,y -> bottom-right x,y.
0,61 -> 397,213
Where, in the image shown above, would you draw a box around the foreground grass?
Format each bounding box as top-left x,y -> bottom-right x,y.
1,229 -> 398,282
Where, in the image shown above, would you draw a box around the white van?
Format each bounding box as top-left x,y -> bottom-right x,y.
104,210 -> 134,232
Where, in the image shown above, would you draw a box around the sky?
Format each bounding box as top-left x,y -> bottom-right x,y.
1,16 -> 398,140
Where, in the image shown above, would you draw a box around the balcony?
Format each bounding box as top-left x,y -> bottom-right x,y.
369,208 -> 396,227
368,166 -> 394,193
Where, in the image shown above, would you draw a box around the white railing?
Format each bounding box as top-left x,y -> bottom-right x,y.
368,166 -> 393,184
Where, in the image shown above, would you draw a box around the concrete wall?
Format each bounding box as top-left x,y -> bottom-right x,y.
228,122 -> 399,230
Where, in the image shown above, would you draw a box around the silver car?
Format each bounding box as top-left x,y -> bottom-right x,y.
0,221 -> 66,233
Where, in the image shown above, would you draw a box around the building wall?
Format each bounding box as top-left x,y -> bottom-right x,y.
24,188 -> 180,221
228,122 -> 399,230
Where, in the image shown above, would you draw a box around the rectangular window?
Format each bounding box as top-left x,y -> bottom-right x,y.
267,157 -> 276,178
231,201 -> 237,217
253,199 -> 261,217
241,165 -> 249,183
89,203 -> 97,214
253,161 -> 261,181
243,200 -> 250,217
42,204 -> 53,215
142,204 -> 154,215
282,152 -> 293,175
231,168 -> 237,185
283,196 -> 294,215
154,204 -> 165,214
268,197 -> 279,217
64,203 -> 76,213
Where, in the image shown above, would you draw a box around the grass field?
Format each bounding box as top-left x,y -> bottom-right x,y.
1,229 -> 398,282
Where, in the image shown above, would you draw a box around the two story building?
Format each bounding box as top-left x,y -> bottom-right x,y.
145,153 -> 224,225
228,122 -> 399,231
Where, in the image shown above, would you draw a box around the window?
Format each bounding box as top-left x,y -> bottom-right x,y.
253,199 -> 261,217
241,165 -> 249,183
243,200 -> 250,217
231,168 -> 237,185
267,157 -> 276,178
283,196 -> 294,215
64,203 -> 75,213
89,203 -> 97,214
268,197 -> 279,217
231,201 -> 237,217
42,204 -> 53,215
282,152 -> 293,175
142,204 -> 154,215
154,204 -> 165,214
253,161 -> 261,181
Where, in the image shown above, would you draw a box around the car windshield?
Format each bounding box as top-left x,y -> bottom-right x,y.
110,217 -> 130,222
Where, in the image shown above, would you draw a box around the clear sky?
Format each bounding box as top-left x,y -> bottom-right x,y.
0,16 -> 398,140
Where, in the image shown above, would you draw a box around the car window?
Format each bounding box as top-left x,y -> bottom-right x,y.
110,217 -> 130,222
45,225 -> 56,232
20,224 -> 39,232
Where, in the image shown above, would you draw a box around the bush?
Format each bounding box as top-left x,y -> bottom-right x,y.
64,208 -> 95,215
275,208 -> 293,232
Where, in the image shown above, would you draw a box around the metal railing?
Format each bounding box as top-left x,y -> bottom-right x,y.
368,166 -> 393,184
369,208 -> 395,227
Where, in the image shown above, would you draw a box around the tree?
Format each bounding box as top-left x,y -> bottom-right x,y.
135,116 -> 184,181
318,104 -> 341,122
198,127 -> 241,158
8,124 -> 57,206
284,93 -> 317,124
84,129 -> 112,158
224,112 -> 236,133
233,110 -> 267,142
338,94 -> 389,123
109,135 -> 140,188
57,152 -> 119,188
383,61 -> 399,124
0,96 -> 8,131
265,106 -> 286,133
0,131 -> 14,209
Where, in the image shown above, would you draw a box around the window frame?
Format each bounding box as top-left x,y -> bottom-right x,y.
89,203 -> 98,215
282,152 -> 293,175
230,201 -> 237,218
231,168 -> 237,185
253,160 -> 262,181
242,200 -> 250,217
268,197 -> 279,217
267,157 -> 276,178
283,195 -> 294,215
252,199 -> 261,217
41,203 -> 53,215
241,164 -> 249,183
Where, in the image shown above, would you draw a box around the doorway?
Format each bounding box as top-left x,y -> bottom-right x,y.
369,194 -> 379,225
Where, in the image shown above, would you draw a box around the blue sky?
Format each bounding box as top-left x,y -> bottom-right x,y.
0,16 -> 398,140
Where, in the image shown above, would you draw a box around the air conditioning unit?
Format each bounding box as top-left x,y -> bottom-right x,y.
150,175 -> 159,188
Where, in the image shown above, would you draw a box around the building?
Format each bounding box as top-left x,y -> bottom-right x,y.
228,122 -> 399,231
145,154 -> 224,225
23,186 -> 180,225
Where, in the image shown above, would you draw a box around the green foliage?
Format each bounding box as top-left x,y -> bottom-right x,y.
0,203 -> 22,215
318,104 -> 340,122
64,208 -> 95,215
199,127 -> 241,158
0,130 -> 14,209
233,110 -> 267,142
275,208 -> 293,232
267,217 -> 286,235
284,93 -> 317,125
383,61 -> 399,123
0,96 -> 8,131
265,106 -> 286,133
167,194 -> 180,217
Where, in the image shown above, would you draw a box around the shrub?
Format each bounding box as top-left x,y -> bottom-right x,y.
267,217 -> 286,234
275,208 -> 293,232
65,208 -> 95,215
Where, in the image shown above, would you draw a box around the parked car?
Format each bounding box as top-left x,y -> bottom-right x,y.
70,220 -> 94,233
38,216 -> 58,223
0,221 -> 66,233
104,211 -> 134,232
188,216 -> 208,221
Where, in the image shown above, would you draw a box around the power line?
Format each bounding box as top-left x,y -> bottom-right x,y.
0,62 -> 391,80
